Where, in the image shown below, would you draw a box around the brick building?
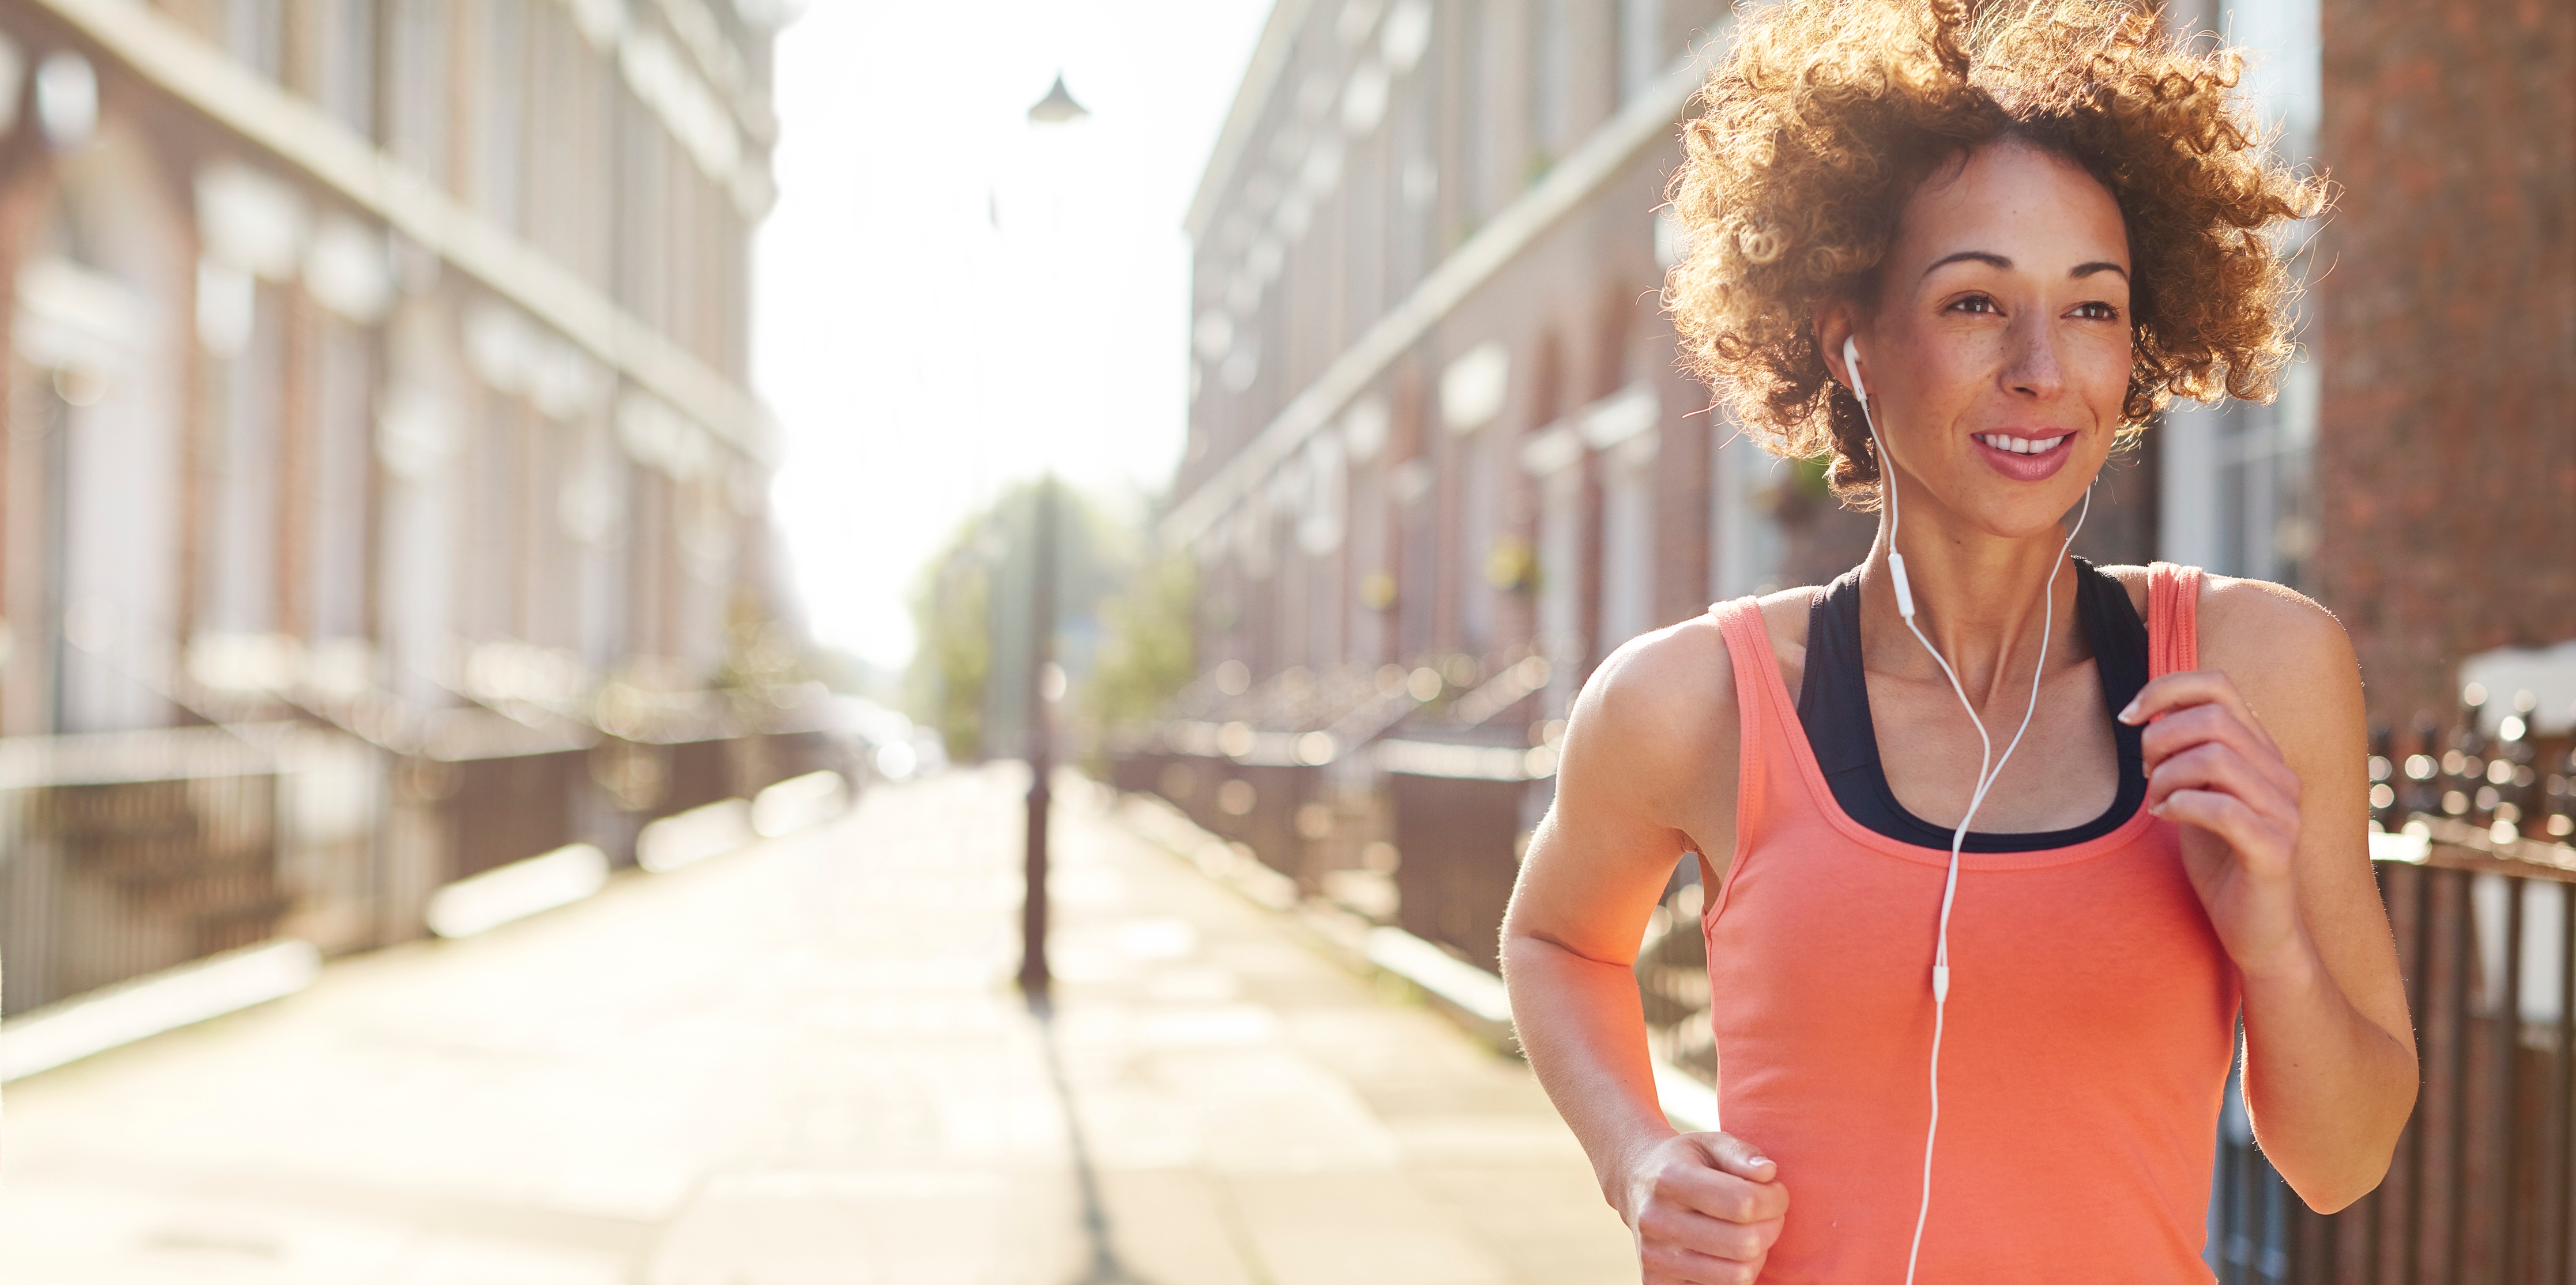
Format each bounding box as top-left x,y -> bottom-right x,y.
2308,0 -> 2575,728
1143,0 -> 1764,967
0,0 -> 818,1017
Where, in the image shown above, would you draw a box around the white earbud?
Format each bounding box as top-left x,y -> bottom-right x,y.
1846,329 -> 2095,1285
1844,335 -> 1916,620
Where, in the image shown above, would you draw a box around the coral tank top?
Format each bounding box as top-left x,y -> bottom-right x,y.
1699,563 -> 2236,1282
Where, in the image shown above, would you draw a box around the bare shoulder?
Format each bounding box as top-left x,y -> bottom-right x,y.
1568,612 -> 1735,779
2088,565 -> 2355,693
2194,574 -> 2361,704
1575,591 -> 1812,738
2091,564 -> 2359,743
1562,590 -> 1812,823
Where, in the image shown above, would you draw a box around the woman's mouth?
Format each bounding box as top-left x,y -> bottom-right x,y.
1972,430 -> 2074,481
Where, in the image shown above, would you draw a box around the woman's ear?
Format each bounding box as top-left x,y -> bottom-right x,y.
1816,304 -> 1862,395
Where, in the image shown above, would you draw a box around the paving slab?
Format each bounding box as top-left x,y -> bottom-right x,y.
0,767 -> 1633,1283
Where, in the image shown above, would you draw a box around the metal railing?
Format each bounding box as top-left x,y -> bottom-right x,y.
2213,836 -> 2576,1285
0,726 -> 287,1014
0,704 -> 858,1022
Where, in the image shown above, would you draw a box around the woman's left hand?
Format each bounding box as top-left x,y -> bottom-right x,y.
2121,669 -> 2313,982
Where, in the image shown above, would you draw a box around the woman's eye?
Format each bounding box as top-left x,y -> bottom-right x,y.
1947,295 -> 1999,315
2070,301 -> 2123,321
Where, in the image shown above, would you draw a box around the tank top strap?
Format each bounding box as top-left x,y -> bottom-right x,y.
2146,562 -> 2205,679
1709,595 -> 1803,848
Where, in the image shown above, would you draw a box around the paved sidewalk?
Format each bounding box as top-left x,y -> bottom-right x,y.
0,767 -> 1635,1284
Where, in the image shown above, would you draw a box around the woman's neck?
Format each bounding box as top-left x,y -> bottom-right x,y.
1855,481 -> 2088,707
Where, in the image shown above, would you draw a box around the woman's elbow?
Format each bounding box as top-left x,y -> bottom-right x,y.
2285,1106 -> 2412,1214
2291,1152 -> 2392,1216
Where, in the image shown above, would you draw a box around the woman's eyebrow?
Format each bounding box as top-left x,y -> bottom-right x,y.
1922,250 -> 2010,276
1922,251 -> 2130,281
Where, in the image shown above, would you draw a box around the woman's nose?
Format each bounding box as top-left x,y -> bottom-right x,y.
2003,320 -> 2066,399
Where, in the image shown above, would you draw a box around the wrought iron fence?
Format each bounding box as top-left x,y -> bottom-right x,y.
0,726 -> 288,1014
2213,840 -> 2576,1285
0,705 -> 860,1022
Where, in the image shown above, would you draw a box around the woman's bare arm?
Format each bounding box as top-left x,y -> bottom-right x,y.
1502,614 -> 1790,1279
2129,577 -> 2417,1212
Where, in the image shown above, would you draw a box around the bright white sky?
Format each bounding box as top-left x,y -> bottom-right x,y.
753,0 -> 1274,671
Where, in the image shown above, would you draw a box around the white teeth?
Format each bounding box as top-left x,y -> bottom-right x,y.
1979,433 -> 2069,455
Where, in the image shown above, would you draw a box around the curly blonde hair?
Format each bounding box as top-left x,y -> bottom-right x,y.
1666,0 -> 2328,502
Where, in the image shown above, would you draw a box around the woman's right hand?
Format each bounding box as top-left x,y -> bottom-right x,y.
1620,1131 -> 1790,1283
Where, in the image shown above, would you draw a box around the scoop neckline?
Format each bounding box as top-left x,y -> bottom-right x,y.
1739,591 -> 2159,872
1796,563 -> 2148,853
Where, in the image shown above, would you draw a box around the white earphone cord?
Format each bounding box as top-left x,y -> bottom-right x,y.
1845,340 -> 2091,1285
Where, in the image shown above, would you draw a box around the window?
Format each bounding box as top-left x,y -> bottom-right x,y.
1458,0 -> 1491,227
2159,0 -> 2319,585
383,0 -> 448,180
225,0 -> 284,81
1616,0 -> 1666,105
1459,426 -> 1499,649
1529,0 -> 1570,165
477,0 -> 531,231
312,0 -> 375,136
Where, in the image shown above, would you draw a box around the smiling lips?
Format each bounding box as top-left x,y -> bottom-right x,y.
1972,429 -> 2077,481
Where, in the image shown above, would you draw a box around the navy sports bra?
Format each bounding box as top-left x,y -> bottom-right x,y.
1794,557 -> 2148,852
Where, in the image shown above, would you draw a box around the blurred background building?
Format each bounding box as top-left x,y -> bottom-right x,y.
0,0 -> 842,1019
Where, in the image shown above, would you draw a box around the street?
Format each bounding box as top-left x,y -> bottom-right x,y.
0,766 -> 1635,1284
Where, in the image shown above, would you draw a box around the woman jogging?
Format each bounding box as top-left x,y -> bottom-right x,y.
1499,2 -> 2416,1280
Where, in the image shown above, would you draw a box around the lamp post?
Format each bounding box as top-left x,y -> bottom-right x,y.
1019,73 -> 1086,1006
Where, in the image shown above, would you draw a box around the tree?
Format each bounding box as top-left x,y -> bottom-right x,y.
1086,551 -> 1196,736
908,538 -> 994,760
905,480 -> 1132,763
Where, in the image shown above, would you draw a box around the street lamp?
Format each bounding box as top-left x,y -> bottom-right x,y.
1027,73 -> 1089,125
1019,73 -> 1086,1006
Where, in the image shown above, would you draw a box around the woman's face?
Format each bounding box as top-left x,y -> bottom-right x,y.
1826,138 -> 2134,538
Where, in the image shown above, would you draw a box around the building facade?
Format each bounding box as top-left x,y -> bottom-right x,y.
2309,0 -> 2574,727
0,0 -> 815,1017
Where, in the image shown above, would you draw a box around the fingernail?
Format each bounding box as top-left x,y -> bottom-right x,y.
2116,699 -> 2141,724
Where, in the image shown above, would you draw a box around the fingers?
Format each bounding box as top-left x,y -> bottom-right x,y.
2136,700 -> 2294,784
2149,738 -> 2299,866
1643,1239 -> 1770,1284
2119,670 -> 2277,756
1649,1141 -> 1789,1224
2153,787 -> 2292,861
1696,1131 -> 1779,1185
1631,1133 -> 1789,1282
2144,736 -> 2298,816
1637,1201 -> 1785,1261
